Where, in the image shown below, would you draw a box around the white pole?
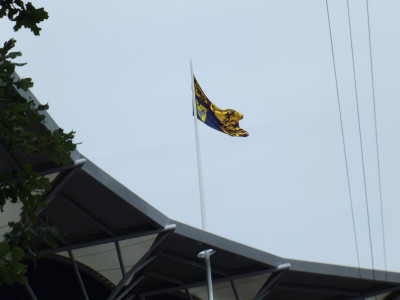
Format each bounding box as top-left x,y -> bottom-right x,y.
191,59 -> 214,300
205,250 -> 214,300
190,59 -> 207,231
198,249 -> 215,300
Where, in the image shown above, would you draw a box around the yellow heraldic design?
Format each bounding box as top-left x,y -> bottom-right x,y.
194,76 -> 249,137
196,100 -> 208,122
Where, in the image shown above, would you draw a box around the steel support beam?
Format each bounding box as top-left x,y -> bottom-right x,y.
254,263 -> 291,300
230,280 -> 240,300
149,271 -> 183,286
40,227 -> 164,255
129,229 -> 180,298
107,224 -> 176,300
24,282 -> 38,300
344,285 -> 400,300
108,255 -> 156,299
58,192 -> 132,281
35,158 -> 86,215
115,241 -> 126,278
115,275 -> 145,300
0,143 -> 22,169
61,193 -> 114,236
163,251 -> 229,277
35,160 -> 87,177
68,249 -> 90,300
0,138 -> 85,177
38,216 -> 71,251
254,273 -> 284,300
276,282 -> 361,297
141,268 -> 277,297
185,289 -> 194,300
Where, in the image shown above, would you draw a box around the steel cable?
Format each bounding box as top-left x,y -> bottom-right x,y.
366,0 -> 387,280
325,0 -> 362,278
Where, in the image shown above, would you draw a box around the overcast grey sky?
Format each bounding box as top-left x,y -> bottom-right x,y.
1,0 -> 400,272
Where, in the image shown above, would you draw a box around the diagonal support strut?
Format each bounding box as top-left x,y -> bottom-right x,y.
107,224 -> 176,300
254,263 -> 291,300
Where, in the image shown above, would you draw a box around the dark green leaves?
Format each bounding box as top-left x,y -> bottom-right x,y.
0,39 -> 17,59
0,39 -> 77,165
14,77 -> 33,91
0,164 -> 51,213
0,164 -> 59,269
0,243 -> 26,285
5,221 -> 59,263
0,40 -> 21,94
0,1 -> 49,36
5,51 -> 22,60
0,1 -> 76,286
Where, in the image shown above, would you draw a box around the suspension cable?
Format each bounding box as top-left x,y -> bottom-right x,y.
346,0 -> 376,280
325,0 -> 361,277
366,0 -> 387,280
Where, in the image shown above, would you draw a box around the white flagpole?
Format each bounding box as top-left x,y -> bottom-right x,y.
190,59 -> 207,231
190,59 -> 215,300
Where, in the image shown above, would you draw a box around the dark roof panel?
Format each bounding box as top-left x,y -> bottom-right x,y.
1,81 -> 399,299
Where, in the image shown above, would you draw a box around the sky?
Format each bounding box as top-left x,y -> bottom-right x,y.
1,0 -> 400,273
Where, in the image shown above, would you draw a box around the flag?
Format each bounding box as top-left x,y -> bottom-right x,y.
193,76 -> 249,137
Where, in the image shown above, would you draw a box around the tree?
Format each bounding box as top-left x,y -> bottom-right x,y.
0,1 -> 76,285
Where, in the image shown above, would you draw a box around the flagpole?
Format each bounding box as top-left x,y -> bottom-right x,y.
190,59 -> 215,300
190,59 -> 207,231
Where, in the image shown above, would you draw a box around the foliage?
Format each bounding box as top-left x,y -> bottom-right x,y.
0,1 -> 76,285
0,39 -> 76,166
0,242 -> 26,285
0,0 -> 48,35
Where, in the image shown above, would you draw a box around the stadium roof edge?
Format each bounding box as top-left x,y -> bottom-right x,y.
286,257 -> 400,283
80,157 -> 171,227
4,74 -> 400,299
172,220 -> 286,268
13,75 -> 400,283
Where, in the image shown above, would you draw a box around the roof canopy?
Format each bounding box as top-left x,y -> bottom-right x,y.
0,84 -> 399,299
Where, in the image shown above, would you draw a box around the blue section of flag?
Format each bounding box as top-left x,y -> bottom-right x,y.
195,97 -> 222,132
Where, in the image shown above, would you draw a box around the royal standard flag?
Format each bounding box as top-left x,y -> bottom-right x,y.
193,76 -> 249,137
